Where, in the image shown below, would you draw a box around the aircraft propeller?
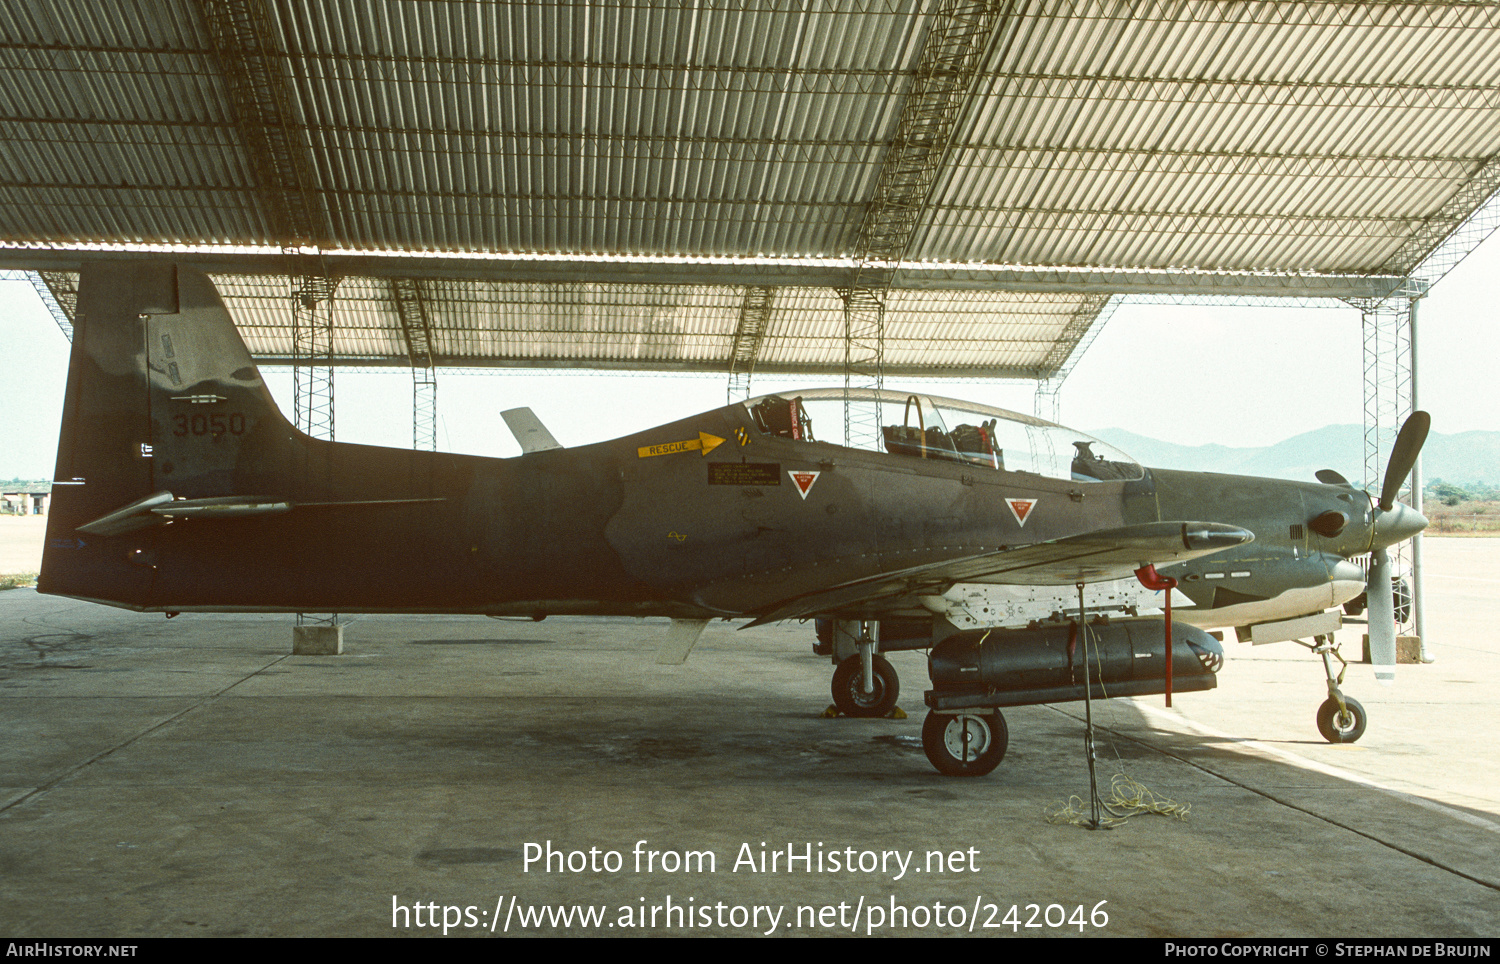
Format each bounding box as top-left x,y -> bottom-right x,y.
1378,411 -> 1430,513
1362,411 -> 1431,685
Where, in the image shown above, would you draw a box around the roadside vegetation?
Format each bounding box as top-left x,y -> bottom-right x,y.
1,572 -> 37,590
1424,479 -> 1500,535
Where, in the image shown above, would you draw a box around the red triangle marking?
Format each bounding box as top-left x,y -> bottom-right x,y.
788,470 -> 820,500
1007,498 -> 1038,526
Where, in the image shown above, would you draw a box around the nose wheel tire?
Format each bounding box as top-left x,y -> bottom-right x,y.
1316,696 -> 1367,744
922,709 -> 1008,776
830,654 -> 900,718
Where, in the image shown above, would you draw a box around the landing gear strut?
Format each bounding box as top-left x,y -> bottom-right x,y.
828,620 -> 900,717
831,653 -> 899,717
1311,634 -> 1367,744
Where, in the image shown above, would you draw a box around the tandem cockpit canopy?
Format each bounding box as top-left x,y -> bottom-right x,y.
745,388 -> 1143,484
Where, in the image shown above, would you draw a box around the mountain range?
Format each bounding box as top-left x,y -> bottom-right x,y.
1090,425 -> 1500,486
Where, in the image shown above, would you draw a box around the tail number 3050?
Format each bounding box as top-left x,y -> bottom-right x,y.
172,412 -> 247,437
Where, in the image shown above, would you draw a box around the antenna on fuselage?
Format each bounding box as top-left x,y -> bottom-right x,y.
501,407 -> 563,454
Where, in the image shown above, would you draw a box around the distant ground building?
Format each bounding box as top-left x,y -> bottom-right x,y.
1,483 -> 50,515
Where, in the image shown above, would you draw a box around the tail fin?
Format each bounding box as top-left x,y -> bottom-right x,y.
40,262 -> 293,605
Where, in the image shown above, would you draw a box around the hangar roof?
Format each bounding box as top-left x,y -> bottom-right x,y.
3,1 -> 1500,377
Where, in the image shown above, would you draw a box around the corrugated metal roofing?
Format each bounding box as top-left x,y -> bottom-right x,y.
217,272 -> 1090,376
3,0 -> 1499,376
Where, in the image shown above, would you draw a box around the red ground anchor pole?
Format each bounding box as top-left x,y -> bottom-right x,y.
1135,564 -> 1179,707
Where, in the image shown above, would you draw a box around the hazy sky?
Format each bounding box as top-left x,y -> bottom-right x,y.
3,229 -> 1497,479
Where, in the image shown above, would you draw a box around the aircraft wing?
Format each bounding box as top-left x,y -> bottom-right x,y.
743,521 -> 1252,627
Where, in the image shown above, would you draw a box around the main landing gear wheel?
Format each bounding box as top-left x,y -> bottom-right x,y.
830,654 -> 899,717
922,710 -> 1008,777
1317,696 -> 1367,744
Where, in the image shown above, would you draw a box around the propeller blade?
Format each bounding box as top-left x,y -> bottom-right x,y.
1366,547 -> 1396,685
1315,469 -> 1349,486
1379,411 -> 1431,512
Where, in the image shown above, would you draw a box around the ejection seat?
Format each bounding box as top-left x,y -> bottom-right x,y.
750,395 -> 812,441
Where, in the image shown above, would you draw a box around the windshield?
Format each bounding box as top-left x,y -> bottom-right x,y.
745,388 -> 1142,483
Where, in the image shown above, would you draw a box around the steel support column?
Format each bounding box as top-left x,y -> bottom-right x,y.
840,286 -> 886,447
839,0 -> 1006,446
198,0 -> 337,443
200,0 -> 341,632
1361,298 -> 1413,507
1409,296 -> 1427,659
290,267 -> 340,634
727,285 -> 776,404
389,277 -> 439,451
1033,295 -> 1116,424
1358,288 -> 1423,638
291,268 -> 338,442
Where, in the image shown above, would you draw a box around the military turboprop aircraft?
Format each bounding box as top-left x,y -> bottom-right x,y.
839,410 -> 1430,759
39,263 -> 1428,777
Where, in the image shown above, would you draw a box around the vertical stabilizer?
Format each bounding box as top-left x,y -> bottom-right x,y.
141,266 -> 293,496
40,263 -> 293,606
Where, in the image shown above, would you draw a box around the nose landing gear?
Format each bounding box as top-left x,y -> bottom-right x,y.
1316,694 -> 1367,743
1311,634 -> 1367,744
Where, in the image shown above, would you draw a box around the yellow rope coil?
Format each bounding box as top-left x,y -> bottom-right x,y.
1047,773 -> 1190,828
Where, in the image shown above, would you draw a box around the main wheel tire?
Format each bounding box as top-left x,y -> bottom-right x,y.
830,654 -> 899,717
922,710 -> 1008,777
1316,696 -> 1367,744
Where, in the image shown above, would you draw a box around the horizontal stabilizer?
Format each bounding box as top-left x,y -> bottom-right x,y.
152,496 -> 292,521
74,491 -> 177,536
78,492 -> 444,536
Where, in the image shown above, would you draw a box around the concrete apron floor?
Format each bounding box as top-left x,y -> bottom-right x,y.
1,538 -> 1496,938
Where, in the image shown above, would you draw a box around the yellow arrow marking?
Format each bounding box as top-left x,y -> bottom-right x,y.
637,432 -> 726,459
